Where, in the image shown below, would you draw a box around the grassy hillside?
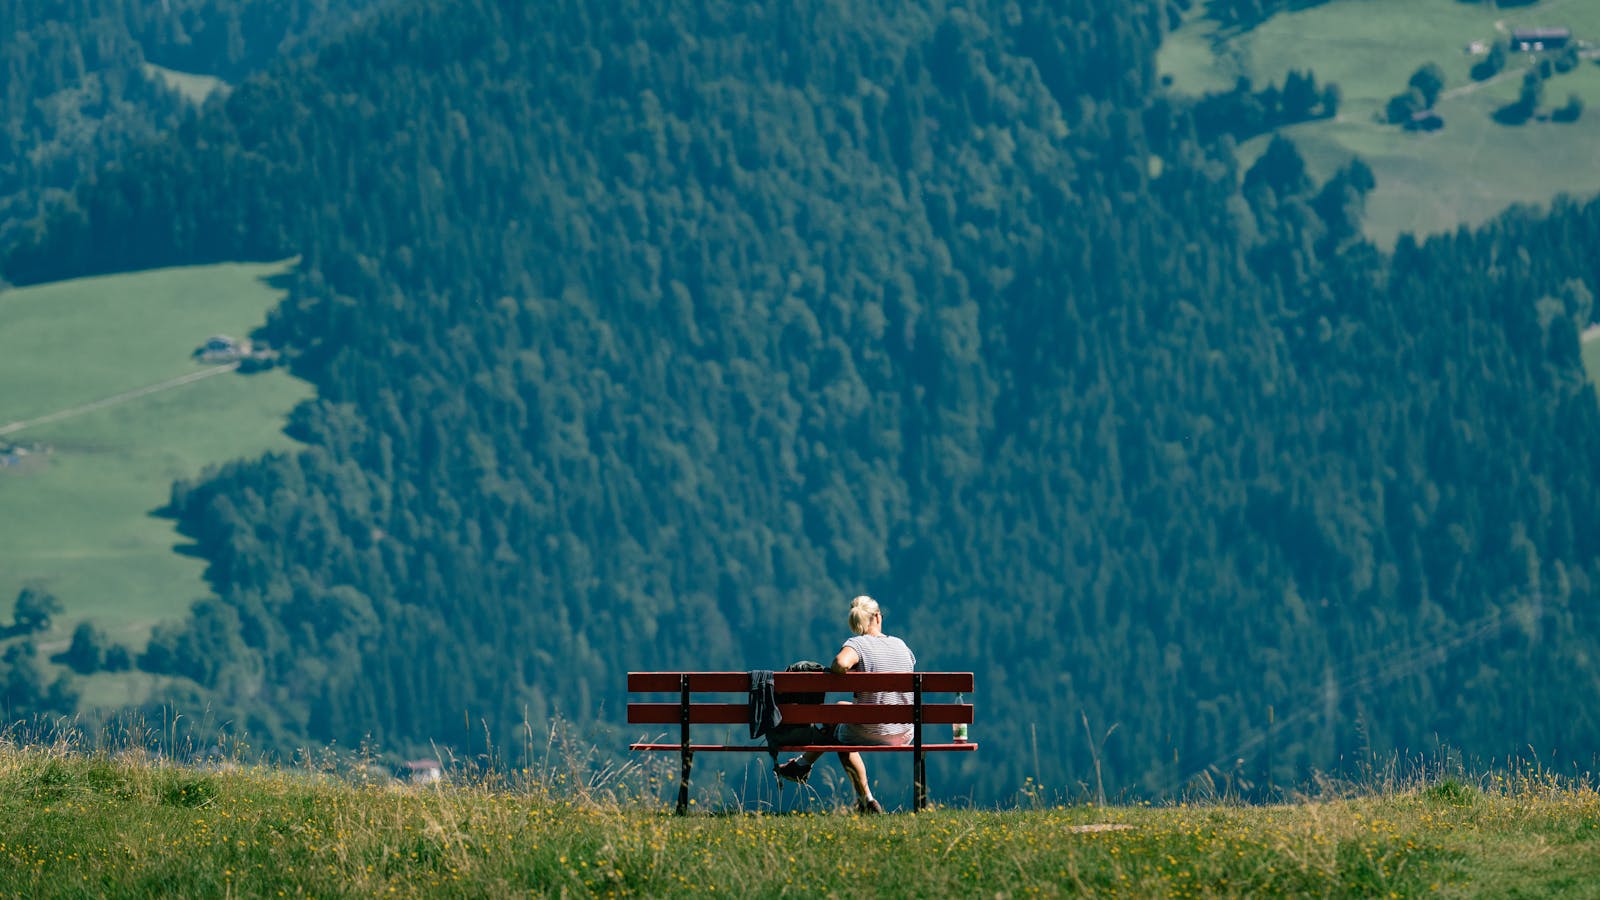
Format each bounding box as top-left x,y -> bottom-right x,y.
1,743 -> 1598,898
1160,0 -> 1600,246
0,262 -> 311,691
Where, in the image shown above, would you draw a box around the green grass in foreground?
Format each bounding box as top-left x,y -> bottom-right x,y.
2,744 -> 1600,898
0,262 -> 313,680
1158,0 -> 1600,247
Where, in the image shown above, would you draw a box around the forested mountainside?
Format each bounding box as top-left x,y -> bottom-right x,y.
7,0 -> 1600,802
0,0 -> 385,254
129,0 -> 393,81
1205,0 -> 1332,29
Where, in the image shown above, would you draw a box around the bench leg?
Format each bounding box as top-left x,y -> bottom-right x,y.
912,674 -> 927,812
677,673 -> 693,815
914,749 -> 927,812
676,749 -> 694,815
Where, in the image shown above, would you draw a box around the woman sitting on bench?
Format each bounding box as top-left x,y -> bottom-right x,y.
776,594 -> 916,814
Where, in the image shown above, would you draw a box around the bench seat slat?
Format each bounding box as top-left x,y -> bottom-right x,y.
627,672 -> 973,693
627,702 -> 974,725
629,742 -> 979,753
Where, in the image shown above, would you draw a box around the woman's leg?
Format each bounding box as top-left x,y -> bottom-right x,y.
834,712 -> 910,809
777,702 -> 853,781
837,749 -> 870,799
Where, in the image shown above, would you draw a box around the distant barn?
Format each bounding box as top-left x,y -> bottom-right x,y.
193,333 -> 255,363
1511,27 -> 1572,52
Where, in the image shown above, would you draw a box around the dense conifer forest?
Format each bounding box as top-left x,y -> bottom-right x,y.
7,0 -> 1600,803
0,0 -> 384,254
1206,0 -> 1332,29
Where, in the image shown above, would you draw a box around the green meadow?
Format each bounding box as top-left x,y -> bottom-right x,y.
1159,0 -> 1600,247
141,63 -> 230,104
1584,328 -> 1600,400
0,262 -> 312,701
2,740 -> 1599,898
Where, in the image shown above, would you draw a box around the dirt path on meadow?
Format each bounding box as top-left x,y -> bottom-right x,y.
0,363 -> 238,438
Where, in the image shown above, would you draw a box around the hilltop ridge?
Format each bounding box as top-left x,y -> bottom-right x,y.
2,742 -> 1598,896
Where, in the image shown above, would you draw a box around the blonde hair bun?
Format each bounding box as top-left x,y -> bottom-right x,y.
848,595 -> 881,634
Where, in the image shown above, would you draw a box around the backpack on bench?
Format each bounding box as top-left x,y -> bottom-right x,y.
765,660 -> 830,757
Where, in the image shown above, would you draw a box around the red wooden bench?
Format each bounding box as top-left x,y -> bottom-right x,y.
627,671 -> 977,813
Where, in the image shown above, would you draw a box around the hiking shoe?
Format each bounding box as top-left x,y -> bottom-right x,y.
775,758 -> 812,784
856,798 -> 885,815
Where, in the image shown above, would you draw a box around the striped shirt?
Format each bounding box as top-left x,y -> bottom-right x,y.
843,633 -> 917,738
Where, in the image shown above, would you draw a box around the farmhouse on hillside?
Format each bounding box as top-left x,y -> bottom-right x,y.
0,443 -> 49,468
194,334 -> 250,362
192,334 -> 280,368
1511,26 -> 1572,52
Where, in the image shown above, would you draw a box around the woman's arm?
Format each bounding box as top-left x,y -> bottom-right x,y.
830,645 -> 860,674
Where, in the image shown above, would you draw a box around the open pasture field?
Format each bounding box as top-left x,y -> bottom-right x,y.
140,63 -> 230,104
0,262 -> 311,667
2,742 -> 1600,898
1584,327 -> 1600,400
1160,0 -> 1600,246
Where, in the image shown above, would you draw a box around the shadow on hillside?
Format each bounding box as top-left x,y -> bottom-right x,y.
1492,102 -> 1534,126
259,268 -> 296,292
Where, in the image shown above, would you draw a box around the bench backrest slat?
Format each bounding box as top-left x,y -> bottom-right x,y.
627,702 -> 974,726
627,671 -> 973,694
